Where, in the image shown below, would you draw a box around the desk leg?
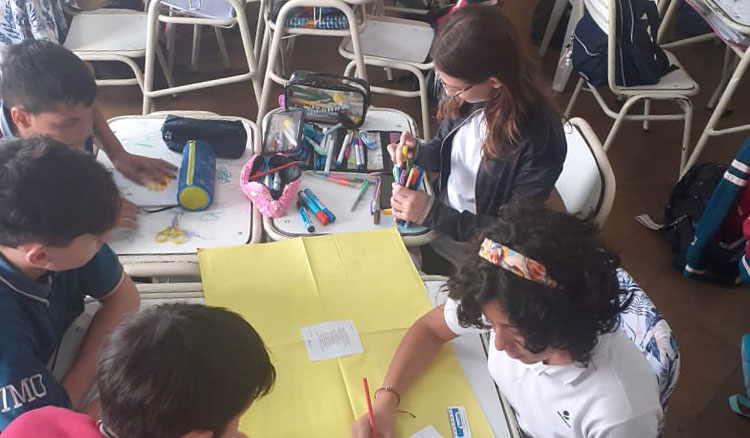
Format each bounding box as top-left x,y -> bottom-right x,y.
683,47 -> 750,175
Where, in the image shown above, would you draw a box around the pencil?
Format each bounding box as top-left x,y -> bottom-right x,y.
350,180 -> 370,212
363,378 -> 377,438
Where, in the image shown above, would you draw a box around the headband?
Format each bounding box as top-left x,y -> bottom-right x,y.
478,238 -> 558,289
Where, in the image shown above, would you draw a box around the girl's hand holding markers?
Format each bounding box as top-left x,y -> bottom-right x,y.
391,184 -> 433,224
386,131 -> 417,167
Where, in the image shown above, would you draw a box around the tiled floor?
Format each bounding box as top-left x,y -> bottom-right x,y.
96,3 -> 750,436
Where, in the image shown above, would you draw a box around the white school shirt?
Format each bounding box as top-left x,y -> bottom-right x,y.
443,298 -> 662,438
445,110 -> 486,214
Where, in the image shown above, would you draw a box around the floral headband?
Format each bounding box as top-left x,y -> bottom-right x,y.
478,238 -> 558,289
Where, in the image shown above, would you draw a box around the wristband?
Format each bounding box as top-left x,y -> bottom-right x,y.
374,386 -> 401,406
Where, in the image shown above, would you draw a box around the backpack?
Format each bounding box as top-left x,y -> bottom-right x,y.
638,138 -> 750,284
571,0 -> 676,87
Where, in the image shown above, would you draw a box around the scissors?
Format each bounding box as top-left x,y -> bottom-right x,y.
155,210 -> 186,244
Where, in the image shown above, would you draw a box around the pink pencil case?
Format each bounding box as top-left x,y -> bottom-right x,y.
240,154 -> 302,218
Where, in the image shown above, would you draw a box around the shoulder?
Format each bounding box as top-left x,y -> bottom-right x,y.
518,103 -> 566,152
0,406 -> 102,438
70,244 -> 124,300
578,332 -> 662,419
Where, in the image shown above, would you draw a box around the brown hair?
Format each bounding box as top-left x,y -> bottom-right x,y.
432,5 -> 553,160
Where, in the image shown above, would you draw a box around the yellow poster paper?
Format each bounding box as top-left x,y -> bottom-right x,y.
199,228 -> 493,438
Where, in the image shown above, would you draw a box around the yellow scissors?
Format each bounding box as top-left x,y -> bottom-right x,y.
155,210 -> 186,244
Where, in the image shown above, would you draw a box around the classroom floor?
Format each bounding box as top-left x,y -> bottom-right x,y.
96,3 -> 750,437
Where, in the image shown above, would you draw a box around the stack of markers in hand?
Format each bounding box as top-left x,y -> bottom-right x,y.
393,145 -> 424,192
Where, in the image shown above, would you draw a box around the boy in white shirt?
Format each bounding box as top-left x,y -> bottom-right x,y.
352,203 -> 663,438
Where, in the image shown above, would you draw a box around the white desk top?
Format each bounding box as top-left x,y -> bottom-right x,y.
100,114 -> 259,256
138,275 -> 517,438
262,107 -> 436,246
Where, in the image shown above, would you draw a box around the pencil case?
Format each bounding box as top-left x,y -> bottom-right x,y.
285,71 -> 370,128
262,109 -> 307,160
178,140 -> 216,211
162,115 -> 247,159
240,154 -> 302,217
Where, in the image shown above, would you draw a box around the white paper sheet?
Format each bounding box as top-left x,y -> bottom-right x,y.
411,425 -> 445,438
300,320 -> 364,361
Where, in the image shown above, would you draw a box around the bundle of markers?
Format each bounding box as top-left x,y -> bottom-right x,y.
393,145 -> 424,192
302,123 -> 378,172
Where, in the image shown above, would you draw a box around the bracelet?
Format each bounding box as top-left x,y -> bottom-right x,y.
374,386 -> 401,406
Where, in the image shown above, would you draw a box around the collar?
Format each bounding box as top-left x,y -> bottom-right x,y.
0,252 -> 52,304
523,358 -> 589,386
0,100 -> 17,139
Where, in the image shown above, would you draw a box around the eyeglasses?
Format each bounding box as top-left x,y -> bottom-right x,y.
437,75 -> 474,98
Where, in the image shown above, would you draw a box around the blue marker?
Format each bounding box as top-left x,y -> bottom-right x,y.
304,188 -> 336,223
298,200 -> 315,233
298,191 -> 329,225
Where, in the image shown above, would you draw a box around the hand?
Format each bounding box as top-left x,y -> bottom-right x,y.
391,184 -> 432,224
111,151 -> 177,186
386,131 -> 417,167
118,198 -> 140,230
351,395 -> 398,438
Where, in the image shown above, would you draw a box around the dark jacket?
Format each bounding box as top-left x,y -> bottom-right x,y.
416,102 -> 567,242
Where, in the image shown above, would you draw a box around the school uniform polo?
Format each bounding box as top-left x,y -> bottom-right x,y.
0,245 -> 124,430
0,101 -> 95,152
443,298 -> 663,438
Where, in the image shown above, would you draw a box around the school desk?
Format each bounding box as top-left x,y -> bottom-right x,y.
665,0 -> 750,173
98,111 -> 261,278
261,107 -> 437,247
136,274 -> 522,438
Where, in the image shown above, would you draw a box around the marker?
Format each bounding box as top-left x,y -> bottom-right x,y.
360,131 -> 377,149
324,134 -> 336,174
363,378 -> 377,438
298,191 -> 329,225
354,137 -> 363,171
304,189 -> 336,223
272,172 -> 282,191
414,168 -> 424,190
298,200 -> 315,233
401,144 -> 408,163
350,180 -> 370,212
336,131 -> 352,167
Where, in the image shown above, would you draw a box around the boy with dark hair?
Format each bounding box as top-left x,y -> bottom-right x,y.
0,136 -> 139,429
0,40 -> 176,228
2,303 -> 277,438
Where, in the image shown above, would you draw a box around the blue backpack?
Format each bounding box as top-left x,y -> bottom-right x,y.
571,0 -> 676,87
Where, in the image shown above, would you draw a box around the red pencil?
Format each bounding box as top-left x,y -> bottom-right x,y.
363,377 -> 377,438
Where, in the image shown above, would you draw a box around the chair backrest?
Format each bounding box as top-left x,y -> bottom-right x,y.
616,268 -> 679,433
554,117 -> 615,228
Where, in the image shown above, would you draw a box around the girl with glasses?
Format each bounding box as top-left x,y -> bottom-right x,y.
387,4 -> 567,266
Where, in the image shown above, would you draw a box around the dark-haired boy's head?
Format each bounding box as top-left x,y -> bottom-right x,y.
1,40 -> 96,148
0,136 -> 120,270
448,202 -> 625,366
98,303 -> 276,438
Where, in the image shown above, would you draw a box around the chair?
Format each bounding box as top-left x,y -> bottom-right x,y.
63,8 -> 176,115
144,0 -> 262,114
555,117 -> 616,228
616,268 -> 680,434
338,16 -> 434,137
564,0 -> 699,177
255,0 -> 369,125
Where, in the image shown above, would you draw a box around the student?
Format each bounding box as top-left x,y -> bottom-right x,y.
2,303 -> 277,438
0,136 -> 140,429
388,5 -> 567,265
0,40 -> 176,228
352,203 -> 663,438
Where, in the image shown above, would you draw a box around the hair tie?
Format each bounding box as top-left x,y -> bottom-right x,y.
478,238 -> 558,289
